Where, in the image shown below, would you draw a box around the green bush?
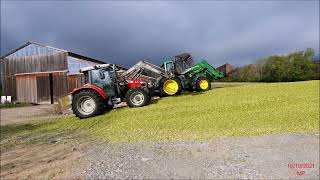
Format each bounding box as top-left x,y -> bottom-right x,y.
220,48 -> 318,82
262,49 -> 315,82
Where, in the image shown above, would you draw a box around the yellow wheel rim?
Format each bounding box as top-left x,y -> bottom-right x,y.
199,80 -> 209,90
163,79 -> 179,95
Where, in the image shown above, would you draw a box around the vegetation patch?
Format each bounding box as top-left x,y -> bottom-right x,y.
1,81 -> 319,143
221,48 -> 319,82
0,102 -> 32,109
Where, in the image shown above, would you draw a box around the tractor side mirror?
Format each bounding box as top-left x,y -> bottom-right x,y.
99,70 -> 105,79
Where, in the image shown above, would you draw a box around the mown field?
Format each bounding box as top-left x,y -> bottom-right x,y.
1,81 -> 319,144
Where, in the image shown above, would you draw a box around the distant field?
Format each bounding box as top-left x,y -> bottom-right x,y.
1,81 -> 319,144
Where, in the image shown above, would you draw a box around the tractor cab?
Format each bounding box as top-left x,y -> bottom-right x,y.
80,64 -> 121,99
162,53 -> 193,74
83,67 -> 117,98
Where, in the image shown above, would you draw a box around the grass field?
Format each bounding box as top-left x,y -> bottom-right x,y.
1,81 -> 319,144
213,82 -> 263,88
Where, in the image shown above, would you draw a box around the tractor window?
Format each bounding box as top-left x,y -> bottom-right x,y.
174,60 -> 191,74
165,62 -> 174,72
108,70 -> 116,80
91,70 -> 111,86
91,69 -> 116,97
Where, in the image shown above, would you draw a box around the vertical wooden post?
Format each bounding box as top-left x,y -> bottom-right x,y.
49,73 -> 53,104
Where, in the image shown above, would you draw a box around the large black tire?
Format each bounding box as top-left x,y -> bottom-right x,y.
125,88 -> 149,107
195,77 -> 211,91
159,77 -> 182,97
144,88 -> 152,105
72,90 -> 106,119
105,104 -> 114,111
186,85 -> 195,92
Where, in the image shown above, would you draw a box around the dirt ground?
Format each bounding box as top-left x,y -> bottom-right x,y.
0,131 -> 93,180
87,134 -> 320,179
1,133 -> 318,179
0,105 -> 66,125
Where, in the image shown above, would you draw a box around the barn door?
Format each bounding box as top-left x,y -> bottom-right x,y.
36,74 -> 51,103
16,74 -> 37,103
52,72 -> 68,102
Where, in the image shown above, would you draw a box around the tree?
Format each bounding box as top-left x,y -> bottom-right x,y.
262,55 -> 289,82
262,49 -> 315,82
220,48 -> 317,82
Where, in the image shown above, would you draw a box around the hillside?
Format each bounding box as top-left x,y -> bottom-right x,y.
1,81 -> 319,143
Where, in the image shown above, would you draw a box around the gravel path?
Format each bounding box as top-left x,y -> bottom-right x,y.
86,134 -> 319,179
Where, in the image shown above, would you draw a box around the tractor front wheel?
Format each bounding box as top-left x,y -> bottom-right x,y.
125,88 -> 150,107
195,77 -> 211,91
72,90 -> 106,119
159,77 -> 182,97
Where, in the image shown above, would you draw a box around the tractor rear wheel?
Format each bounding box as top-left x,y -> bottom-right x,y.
159,77 -> 182,97
125,88 -> 149,107
72,90 -> 106,119
195,77 -> 211,91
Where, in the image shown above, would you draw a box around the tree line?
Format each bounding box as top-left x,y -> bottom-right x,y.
221,48 -> 319,82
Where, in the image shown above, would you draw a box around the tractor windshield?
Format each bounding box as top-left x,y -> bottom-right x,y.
174,53 -> 193,74
91,69 -> 116,97
164,61 -> 174,72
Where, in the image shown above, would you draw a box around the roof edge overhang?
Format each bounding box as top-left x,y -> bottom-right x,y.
14,70 -> 68,76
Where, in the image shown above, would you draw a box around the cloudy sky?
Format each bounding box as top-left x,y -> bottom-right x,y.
1,1 -> 319,67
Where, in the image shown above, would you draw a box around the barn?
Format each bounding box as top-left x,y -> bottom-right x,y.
0,42 -> 107,104
217,63 -> 234,77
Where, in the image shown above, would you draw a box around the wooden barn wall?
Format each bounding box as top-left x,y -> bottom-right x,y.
52,72 -> 68,101
0,52 -> 67,100
36,74 -> 50,103
15,72 -> 68,103
68,74 -> 85,92
16,75 -> 37,103
1,52 -> 68,76
0,76 -> 16,100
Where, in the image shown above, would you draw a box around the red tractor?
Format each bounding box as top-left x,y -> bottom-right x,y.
71,64 -> 152,119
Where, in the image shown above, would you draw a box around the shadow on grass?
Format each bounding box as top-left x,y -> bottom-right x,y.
178,91 -> 206,97
1,124 -> 41,138
0,121 -> 59,140
149,98 -> 160,105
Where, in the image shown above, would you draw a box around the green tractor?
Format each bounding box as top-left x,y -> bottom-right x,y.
160,53 -> 224,96
123,53 -> 224,97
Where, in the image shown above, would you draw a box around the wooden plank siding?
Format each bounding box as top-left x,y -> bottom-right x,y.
0,52 -> 68,102
36,73 -> 51,103
16,75 -> 38,103
1,52 -> 68,75
14,72 -> 68,103
0,76 -> 16,100
52,72 -> 68,101
68,74 -> 85,92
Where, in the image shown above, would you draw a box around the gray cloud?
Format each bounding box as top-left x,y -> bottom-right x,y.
1,1 -> 319,68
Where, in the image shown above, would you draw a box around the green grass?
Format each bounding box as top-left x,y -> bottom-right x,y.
0,102 -> 32,109
1,81 -> 319,143
213,82 -> 263,88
